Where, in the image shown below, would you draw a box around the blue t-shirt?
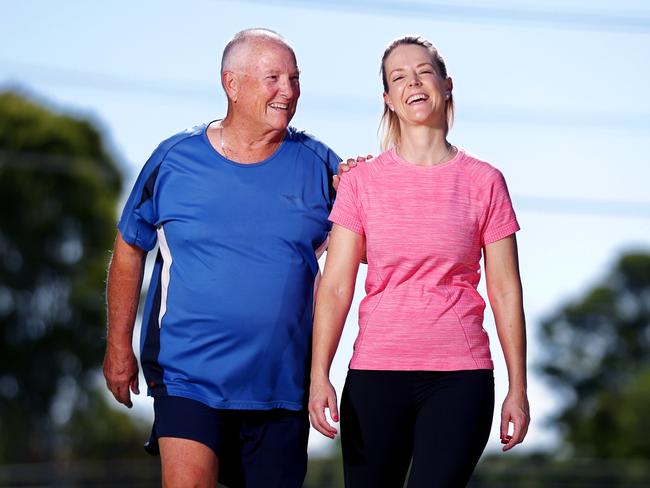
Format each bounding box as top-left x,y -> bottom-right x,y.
118,123 -> 340,410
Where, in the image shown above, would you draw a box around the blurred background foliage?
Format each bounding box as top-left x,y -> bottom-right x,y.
0,91 -> 149,465
539,252 -> 650,459
1,90 -> 649,486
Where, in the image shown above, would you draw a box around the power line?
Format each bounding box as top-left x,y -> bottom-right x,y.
0,61 -> 217,100
232,0 -> 650,34
2,62 -> 649,131
514,195 -> 650,219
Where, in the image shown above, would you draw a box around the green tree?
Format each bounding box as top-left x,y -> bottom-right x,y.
539,252 -> 650,458
0,90 -> 145,462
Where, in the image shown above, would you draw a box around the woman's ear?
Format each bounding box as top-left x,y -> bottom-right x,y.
383,92 -> 394,111
445,77 -> 453,99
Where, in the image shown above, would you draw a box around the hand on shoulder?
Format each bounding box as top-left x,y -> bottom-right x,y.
333,154 -> 373,191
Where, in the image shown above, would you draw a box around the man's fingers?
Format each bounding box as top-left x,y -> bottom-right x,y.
117,385 -> 133,408
130,376 -> 140,395
107,381 -> 133,408
332,174 -> 340,192
355,154 -> 373,162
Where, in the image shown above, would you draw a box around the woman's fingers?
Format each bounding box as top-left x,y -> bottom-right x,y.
308,384 -> 339,438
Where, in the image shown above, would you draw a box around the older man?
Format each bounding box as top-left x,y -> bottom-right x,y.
103,29 -> 342,487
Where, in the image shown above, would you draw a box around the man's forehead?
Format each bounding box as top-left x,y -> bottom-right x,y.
231,41 -> 297,73
238,38 -> 293,60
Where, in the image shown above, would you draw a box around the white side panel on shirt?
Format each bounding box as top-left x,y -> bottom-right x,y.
157,225 -> 173,328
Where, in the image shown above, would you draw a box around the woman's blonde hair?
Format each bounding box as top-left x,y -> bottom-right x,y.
379,36 -> 455,151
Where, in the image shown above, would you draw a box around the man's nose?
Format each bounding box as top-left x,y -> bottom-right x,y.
280,76 -> 298,99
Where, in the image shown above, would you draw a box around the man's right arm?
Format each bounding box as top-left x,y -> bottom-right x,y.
103,231 -> 147,408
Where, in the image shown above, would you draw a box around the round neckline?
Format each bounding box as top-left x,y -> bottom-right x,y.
201,119 -> 288,168
388,145 -> 464,170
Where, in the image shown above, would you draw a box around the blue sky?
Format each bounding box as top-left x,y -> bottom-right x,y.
2,0 -> 649,456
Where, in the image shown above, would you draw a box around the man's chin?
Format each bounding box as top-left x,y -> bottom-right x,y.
267,113 -> 295,130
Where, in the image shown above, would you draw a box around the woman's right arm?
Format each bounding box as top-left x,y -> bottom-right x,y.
309,223 -> 365,438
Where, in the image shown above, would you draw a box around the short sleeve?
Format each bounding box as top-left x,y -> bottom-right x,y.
326,147 -> 341,211
117,151 -> 163,251
326,147 -> 341,178
480,168 -> 520,246
329,171 -> 364,235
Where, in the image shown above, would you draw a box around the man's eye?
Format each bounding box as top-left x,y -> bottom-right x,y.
420,70 -> 433,75
267,75 -> 279,81
392,76 -> 404,82
291,76 -> 300,83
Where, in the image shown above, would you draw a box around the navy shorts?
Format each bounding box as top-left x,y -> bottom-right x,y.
144,396 -> 310,488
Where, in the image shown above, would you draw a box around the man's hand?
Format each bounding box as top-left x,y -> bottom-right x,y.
103,343 -> 140,408
104,232 -> 146,408
333,154 -> 373,191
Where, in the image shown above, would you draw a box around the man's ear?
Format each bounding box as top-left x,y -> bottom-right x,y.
222,71 -> 239,103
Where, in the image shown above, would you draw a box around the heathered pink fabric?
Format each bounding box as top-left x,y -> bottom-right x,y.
329,147 -> 520,371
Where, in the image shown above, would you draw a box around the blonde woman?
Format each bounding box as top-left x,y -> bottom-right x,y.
309,36 -> 530,487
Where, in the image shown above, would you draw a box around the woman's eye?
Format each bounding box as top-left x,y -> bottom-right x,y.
267,75 -> 279,81
392,76 -> 404,82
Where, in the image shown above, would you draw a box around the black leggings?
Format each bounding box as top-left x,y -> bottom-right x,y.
340,369 -> 494,488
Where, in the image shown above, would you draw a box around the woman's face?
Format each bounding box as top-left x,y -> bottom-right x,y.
383,44 -> 451,128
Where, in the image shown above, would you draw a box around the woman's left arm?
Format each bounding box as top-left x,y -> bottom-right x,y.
484,234 -> 530,452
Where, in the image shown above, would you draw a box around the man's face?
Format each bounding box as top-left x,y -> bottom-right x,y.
234,40 -> 300,131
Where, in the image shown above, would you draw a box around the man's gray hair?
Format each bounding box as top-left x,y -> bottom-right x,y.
220,28 -> 296,75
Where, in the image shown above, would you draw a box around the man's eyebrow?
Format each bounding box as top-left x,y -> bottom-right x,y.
262,69 -> 301,75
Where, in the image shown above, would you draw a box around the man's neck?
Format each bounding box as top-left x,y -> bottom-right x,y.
206,115 -> 285,164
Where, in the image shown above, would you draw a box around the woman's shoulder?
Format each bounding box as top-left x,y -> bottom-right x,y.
457,147 -> 505,183
340,149 -> 392,183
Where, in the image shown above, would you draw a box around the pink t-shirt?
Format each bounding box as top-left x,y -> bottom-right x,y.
329,147 -> 520,371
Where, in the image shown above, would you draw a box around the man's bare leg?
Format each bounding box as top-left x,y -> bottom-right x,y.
159,437 -> 218,488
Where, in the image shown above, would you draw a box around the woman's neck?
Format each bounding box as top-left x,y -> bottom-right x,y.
396,125 -> 452,167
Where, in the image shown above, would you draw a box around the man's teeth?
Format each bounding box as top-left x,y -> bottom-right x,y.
269,103 -> 288,109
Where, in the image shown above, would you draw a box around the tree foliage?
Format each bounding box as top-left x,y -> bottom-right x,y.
539,252 -> 650,458
0,90 -> 145,461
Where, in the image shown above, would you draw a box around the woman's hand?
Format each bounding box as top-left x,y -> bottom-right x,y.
500,390 -> 530,451
308,377 -> 339,439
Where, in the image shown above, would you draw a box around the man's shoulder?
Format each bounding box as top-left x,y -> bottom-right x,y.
153,123 -> 206,159
286,126 -> 339,163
